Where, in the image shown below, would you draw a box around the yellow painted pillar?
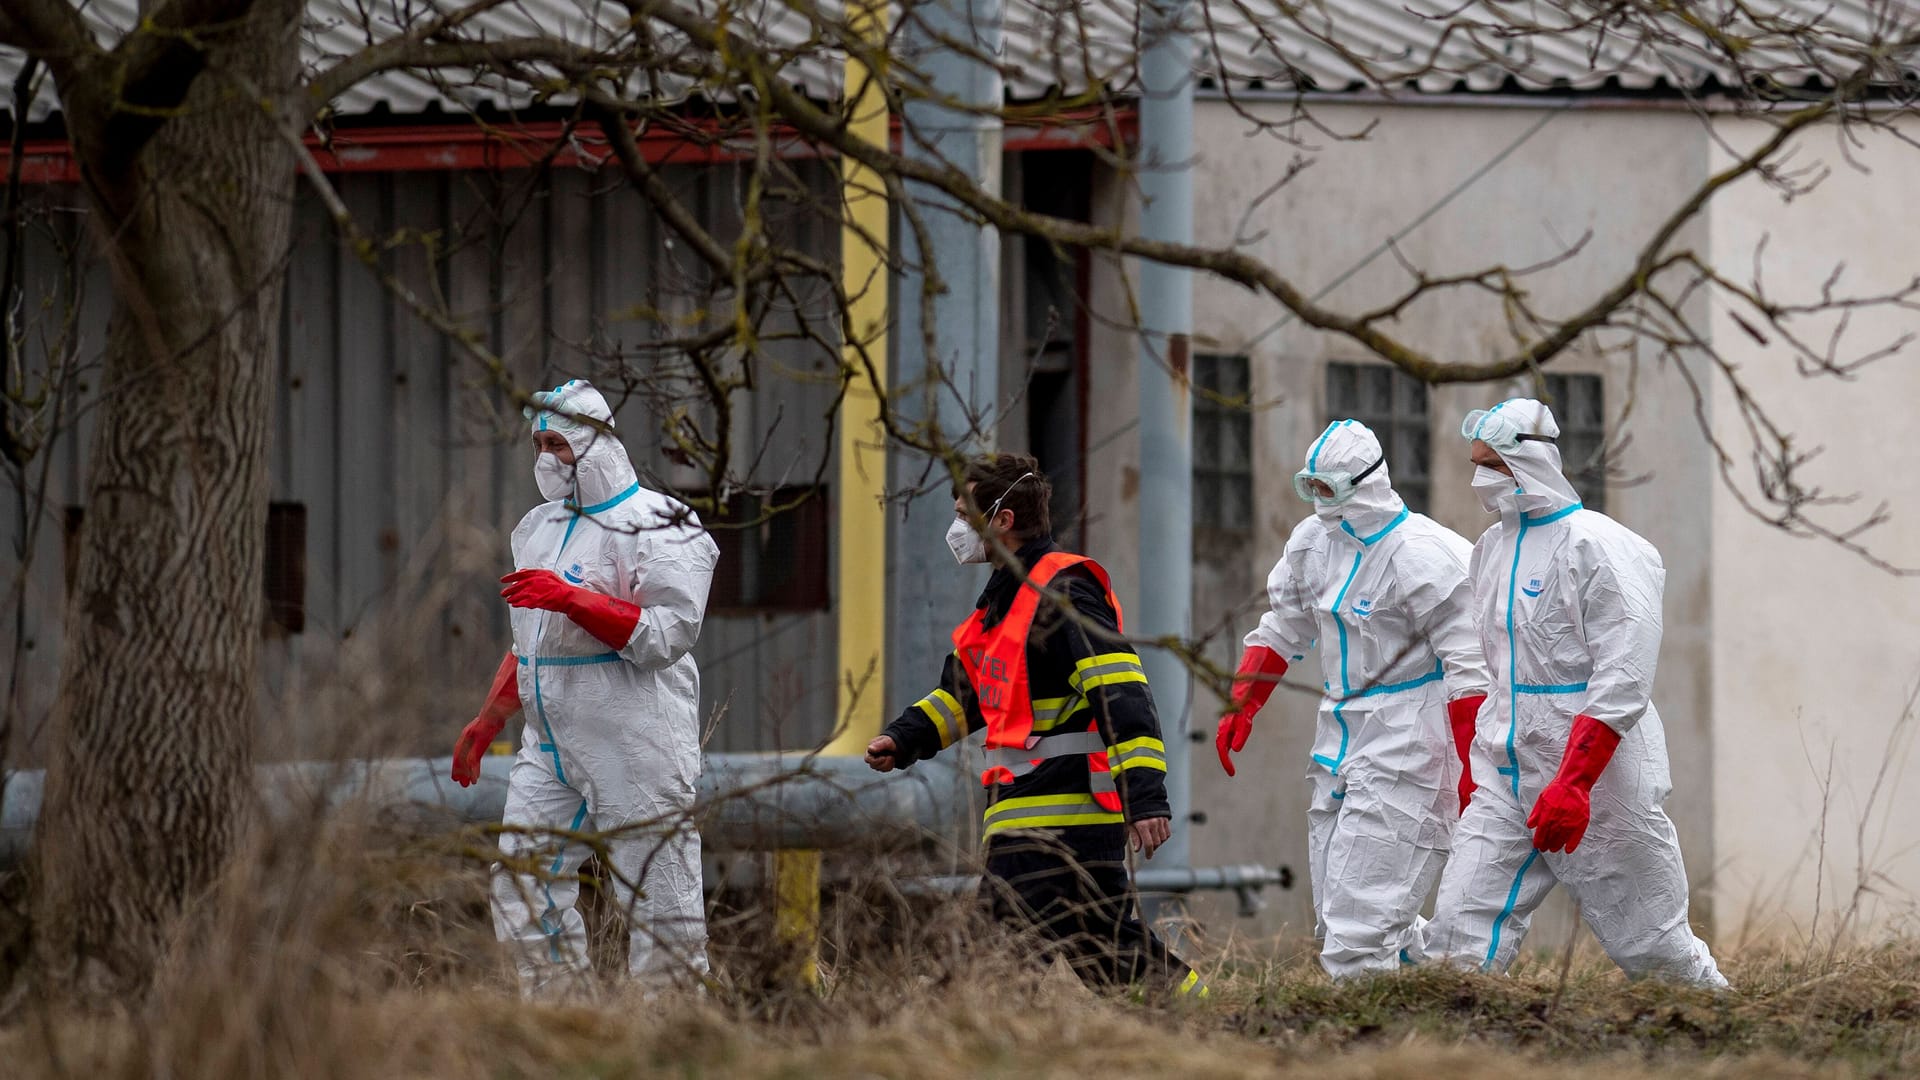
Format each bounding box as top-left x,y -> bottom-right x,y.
774,0 -> 892,991
825,0 -> 891,758
772,848 -> 824,989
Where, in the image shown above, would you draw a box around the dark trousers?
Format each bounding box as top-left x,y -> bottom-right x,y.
979,829 -> 1196,993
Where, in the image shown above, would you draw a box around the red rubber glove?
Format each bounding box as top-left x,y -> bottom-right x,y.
1447,694 -> 1486,814
500,568 -> 642,649
1527,714 -> 1623,852
1216,645 -> 1289,777
452,650 -> 521,787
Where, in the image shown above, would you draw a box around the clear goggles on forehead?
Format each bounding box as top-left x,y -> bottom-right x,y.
1292,457 -> 1383,505
524,391 -> 572,430
1461,408 -> 1557,455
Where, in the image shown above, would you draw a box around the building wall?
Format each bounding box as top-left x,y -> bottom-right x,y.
1707,114 -> 1920,940
3,194 -> 111,756
1082,161 -> 1146,621
13,105 -> 1912,945
1178,99 -> 1721,944
3,162 -> 847,763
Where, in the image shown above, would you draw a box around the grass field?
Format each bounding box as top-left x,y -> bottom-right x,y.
2,823 -> 1915,1078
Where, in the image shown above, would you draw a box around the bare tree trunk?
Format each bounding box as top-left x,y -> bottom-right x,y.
31,2 -> 299,997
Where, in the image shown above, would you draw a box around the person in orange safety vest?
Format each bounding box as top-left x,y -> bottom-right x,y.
865,454 -> 1206,1000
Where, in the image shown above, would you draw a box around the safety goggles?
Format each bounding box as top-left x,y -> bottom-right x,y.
1461,408 -> 1557,455
524,389 -> 575,431
1292,457 -> 1382,505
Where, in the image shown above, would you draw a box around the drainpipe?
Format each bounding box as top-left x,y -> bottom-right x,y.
1134,0 -> 1196,892
890,0 -> 1004,721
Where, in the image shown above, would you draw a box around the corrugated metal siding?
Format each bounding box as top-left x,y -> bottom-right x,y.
4,161 -> 844,758
2,190 -> 103,747
6,0 -> 1914,122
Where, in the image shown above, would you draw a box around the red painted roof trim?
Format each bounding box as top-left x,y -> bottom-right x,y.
0,109 -> 1136,184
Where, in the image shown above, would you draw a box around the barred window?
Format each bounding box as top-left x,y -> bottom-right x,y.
1326,362 -> 1429,512
1542,373 -> 1608,513
1192,354 -> 1253,533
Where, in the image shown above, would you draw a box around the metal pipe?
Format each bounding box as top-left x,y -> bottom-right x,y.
1134,0 -> 1196,879
890,0 -> 1004,717
0,753 -> 970,867
698,752 -> 969,849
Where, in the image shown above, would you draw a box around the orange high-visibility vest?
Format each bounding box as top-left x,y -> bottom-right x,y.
952,551 -> 1123,812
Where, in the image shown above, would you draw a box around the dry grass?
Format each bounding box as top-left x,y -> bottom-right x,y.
1,815 -> 1916,1080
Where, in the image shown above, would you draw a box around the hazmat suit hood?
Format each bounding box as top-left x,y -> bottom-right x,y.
1300,419 -> 1405,537
1465,398 -> 1581,517
526,379 -> 640,509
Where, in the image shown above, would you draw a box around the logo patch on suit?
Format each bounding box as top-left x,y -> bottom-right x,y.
1521,577 -> 1545,598
1353,598 -> 1376,618
563,563 -> 585,584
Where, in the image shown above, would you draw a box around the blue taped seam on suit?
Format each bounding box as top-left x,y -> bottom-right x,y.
1483,849 -> 1540,970
539,799 -> 591,961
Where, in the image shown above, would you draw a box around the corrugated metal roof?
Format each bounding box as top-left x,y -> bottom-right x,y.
3,0 -> 1917,121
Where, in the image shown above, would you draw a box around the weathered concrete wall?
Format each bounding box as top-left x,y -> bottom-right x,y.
1707,115 -> 1920,941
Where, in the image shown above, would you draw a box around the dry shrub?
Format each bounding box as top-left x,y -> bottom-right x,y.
0,805 -> 1916,1079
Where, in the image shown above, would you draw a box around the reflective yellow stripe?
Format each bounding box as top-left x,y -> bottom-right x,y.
1070,652 -> 1148,694
983,812 -> 1125,835
982,793 -> 1125,835
1176,969 -> 1210,999
915,689 -> 965,748
1080,670 -> 1149,692
1030,695 -> 1090,733
1108,735 -> 1168,773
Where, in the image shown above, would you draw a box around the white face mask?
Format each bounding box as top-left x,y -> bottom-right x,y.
1471,464 -> 1517,513
946,517 -> 987,565
947,473 -> 1032,565
535,452 -> 575,501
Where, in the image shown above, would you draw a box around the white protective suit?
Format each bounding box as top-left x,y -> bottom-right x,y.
1423,398 -> 1726,986
1248,420 -> 1489,978
493,379 -> 720,992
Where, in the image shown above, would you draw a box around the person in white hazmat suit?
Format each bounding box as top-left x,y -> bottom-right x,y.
1216,419 -> 1489,978
1422,398 -> 1725,987
449,379 -> 720,993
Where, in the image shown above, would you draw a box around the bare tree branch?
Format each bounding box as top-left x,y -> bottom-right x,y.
0,0 -> 98,70
307,34 -> 615,117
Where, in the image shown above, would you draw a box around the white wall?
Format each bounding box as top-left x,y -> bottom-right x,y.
1083,162 -> 1145,620
1180,98 -> 1723,942
1707,114 -> 1920,941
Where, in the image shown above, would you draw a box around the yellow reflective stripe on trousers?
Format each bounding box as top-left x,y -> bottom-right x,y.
982,793 -> 1124,835
915,689 -> 965,748
1070,652 -> 1148,694
1108,735 -> 1167,773
1178,969 -> 1210,998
